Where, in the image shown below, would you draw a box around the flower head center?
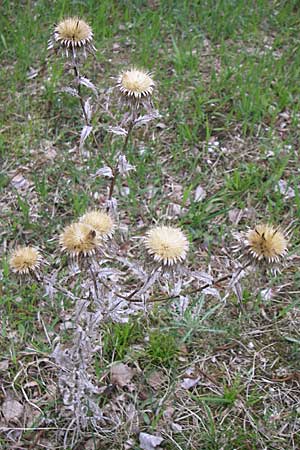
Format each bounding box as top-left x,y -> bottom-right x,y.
121,70 -> 153,94
247,224 -> 288,259
56,18 -> 92,42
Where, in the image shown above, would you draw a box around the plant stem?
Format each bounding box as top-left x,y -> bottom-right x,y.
89,265 -> 100,300
106,118 -> 135,207
97,263 -> 251,304
72,54 -> 112,168
73,62 -> 89,125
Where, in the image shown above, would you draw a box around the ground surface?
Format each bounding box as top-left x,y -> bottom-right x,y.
1,1 -> 300,449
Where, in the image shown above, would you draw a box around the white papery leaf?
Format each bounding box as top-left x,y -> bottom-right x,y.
229,268 -> 247,288
202,287 -> 221,299
191,270 -> 213,284
276,179 -> 295,199
232,281 -> 243,304
172,295 -> 190,316
194,185 -> 207,202
84,97 -> 92,121
80,125 -> 93,149
139,433 -> 164,450
134,110 -> 160,127
181,376 -> 200,389
98,268 -> 122,279
79,77 -> 98,96
106,197 -> 118,213
94,166 -> 113,178
118,154 -> 135,176
61,87 -> 80,97
107,126 -> 128,136
10,173 -> 31,192
116,256 -> 147,280
138,269 -> 161,295
260,287 -> 275,301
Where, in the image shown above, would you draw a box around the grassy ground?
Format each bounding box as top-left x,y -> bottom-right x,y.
1,0 -> 300,449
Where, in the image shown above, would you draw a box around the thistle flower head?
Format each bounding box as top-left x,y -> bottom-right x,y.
117,68 -> 154,99
246,224 -> 288,263
59,222 -> 100,257
79,210 -> 114,240
9,246 -> 43,275
145,226 -> 189,266
48,17 -> 95,57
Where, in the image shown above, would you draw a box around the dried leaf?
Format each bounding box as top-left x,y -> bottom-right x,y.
110,363 -> 134,388
202,287 -> 221,299
156,122 -> 167,129
190,270 -> 213,284
194,185 -> 207,202
79,77 -> 98,96
61,87 -> 79,98
148,371 -> 164,390
107,126 -> 128,136
181,368 -> 200,389
0,360 -> 9,371
139,432 -> 164,450
171,422 -> 183,432
118,154 -> 135,176
2,399 -> 24,422
134,110 -> 160,127
260,287 -> 275,302
27,67 -> 39,80
232,281 -> 243,304
228,208 -> 244,225
106,197 -> 118,213
94,166 -> 113,178
10,173 -> 31,192
80,125 -> 93,149
84,97 -> 92,121
276,179 -> 295,199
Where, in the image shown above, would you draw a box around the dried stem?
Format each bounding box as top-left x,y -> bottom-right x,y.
73,62 -> 89,125
97,263 -> 251,304
146,262 -> 251,304
89,264 -> 100,300
106,117 -> 135,207
72,53 -> 112,168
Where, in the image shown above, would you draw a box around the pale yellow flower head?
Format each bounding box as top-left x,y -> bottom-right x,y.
246,224 -> 288,263
117,68 -> 154,99
49,17 -> 95,56
145,226 -> 189,266
59,222 -> 100,257
9,246 -> 42,275
79,210 -> 114,240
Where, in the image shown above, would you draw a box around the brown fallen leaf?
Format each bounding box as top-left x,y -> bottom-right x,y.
2,398 -> 24,422
110,363 -> 134,388
148,370 -> 165,390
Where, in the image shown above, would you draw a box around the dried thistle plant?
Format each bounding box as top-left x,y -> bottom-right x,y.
7,15 -> 297,446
